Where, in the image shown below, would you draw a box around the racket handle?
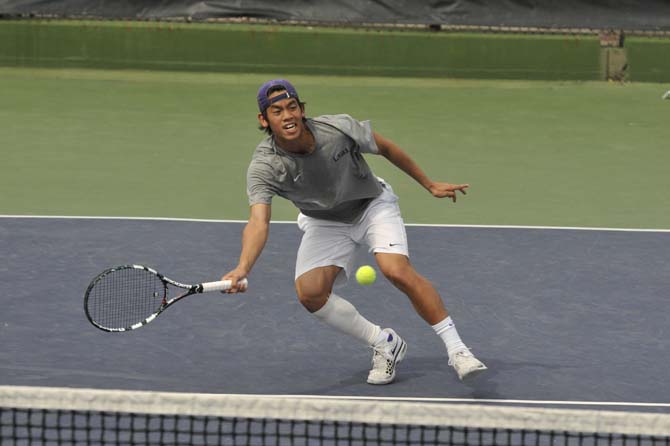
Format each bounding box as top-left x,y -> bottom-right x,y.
200,278 -> 248,293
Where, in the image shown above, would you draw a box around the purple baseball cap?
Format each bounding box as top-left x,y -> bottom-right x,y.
257,79 -> 300,114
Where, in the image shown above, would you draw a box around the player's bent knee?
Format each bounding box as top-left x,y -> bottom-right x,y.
295,279 -> 330,312
294,266 -> 340,311
295,289 -> 329,312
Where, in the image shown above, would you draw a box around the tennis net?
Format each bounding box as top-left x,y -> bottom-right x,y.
1,386 -> 669,445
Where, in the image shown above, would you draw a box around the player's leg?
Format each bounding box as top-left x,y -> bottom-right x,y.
361,182 -> 487,380
374,253 -> 447,324
374,254 -> 486,381
294,213 -> 405,384
294,264 -> 340,312
295,266 -> 381,345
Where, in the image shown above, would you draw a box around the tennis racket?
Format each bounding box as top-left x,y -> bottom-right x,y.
84,264 -> 248,332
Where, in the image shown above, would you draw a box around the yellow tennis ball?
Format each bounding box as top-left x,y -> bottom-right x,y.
356,265 -> 376,285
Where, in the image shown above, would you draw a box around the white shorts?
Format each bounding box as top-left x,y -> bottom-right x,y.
295,180 -> 409,288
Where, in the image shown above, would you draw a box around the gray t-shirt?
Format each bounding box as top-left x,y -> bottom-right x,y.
247,114 -> 384,223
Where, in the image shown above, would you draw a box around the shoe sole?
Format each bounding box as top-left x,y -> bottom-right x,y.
367,339 -> 408,385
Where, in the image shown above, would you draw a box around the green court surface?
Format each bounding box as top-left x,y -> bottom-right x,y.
1,67 -> 669,228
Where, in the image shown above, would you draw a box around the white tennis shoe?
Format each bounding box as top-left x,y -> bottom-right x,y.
367,328 -> 407,385
449,349 -> 487,380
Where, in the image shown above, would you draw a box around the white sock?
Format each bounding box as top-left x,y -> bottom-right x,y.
432,316 -> 468,357
312,293 -> 382,345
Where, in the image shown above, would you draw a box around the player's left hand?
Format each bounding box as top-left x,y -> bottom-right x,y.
429,182 -> 469,202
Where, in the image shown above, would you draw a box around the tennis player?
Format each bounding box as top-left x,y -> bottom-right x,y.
222,79 -> 486,384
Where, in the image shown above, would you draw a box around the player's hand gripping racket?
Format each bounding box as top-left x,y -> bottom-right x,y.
84,265 -> 248,332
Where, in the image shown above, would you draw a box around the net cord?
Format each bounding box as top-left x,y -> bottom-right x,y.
1,386 -> 669,436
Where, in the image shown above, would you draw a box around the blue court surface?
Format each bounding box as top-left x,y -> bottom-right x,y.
1,216 -> 669,411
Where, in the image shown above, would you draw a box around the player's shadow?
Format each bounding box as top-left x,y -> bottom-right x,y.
304,355 -> 569,399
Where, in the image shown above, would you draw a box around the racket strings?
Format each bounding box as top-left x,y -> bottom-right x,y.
86,267 -> 166,330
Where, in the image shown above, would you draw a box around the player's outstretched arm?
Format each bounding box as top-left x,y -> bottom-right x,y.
221,203 -> 271,292
373,132 -> 469,202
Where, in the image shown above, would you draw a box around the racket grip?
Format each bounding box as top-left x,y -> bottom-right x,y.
200,278 -> 248,293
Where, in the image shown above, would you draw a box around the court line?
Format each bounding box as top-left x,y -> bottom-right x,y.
1,214 -> 669,233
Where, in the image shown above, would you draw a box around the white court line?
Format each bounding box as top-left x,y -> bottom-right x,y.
1,214 -> 669,233
0,214 -> 248,224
